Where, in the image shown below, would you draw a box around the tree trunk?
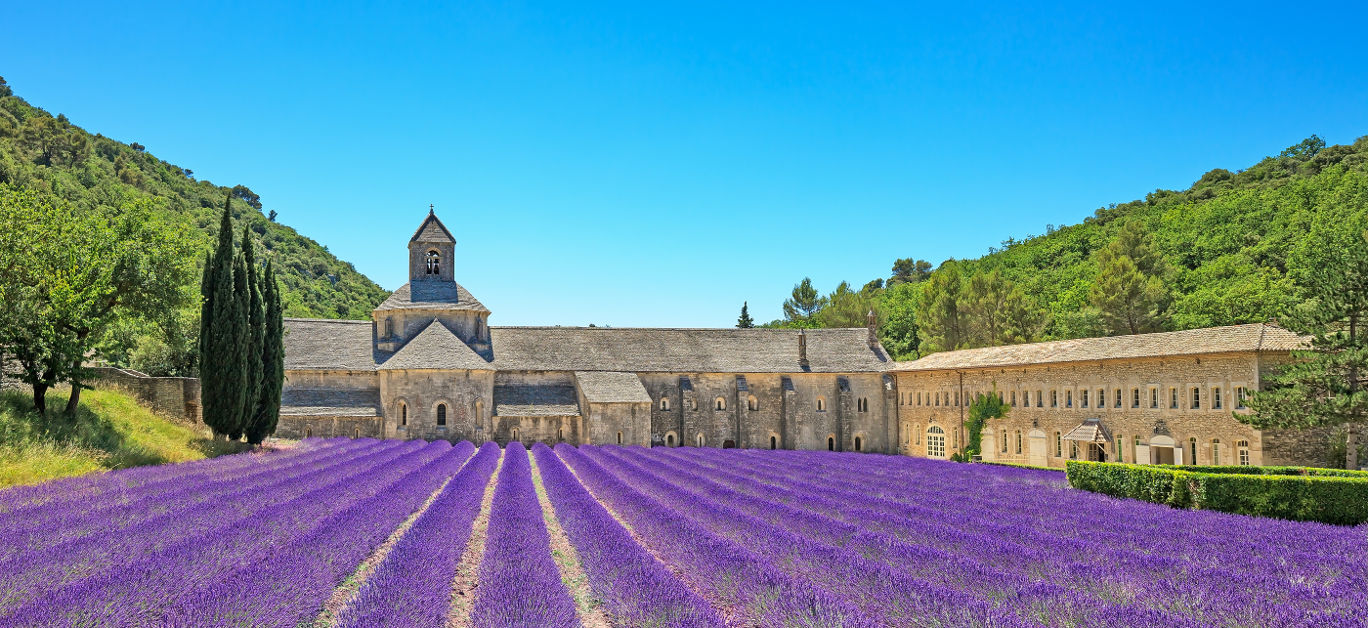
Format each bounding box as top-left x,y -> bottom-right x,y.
32,383 -> 47,416
1348,423 -> 1360,470
64,384 -> 82,417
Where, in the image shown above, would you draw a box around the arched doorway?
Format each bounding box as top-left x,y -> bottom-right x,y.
666,432 -> 676,447
926,425 -> 947,458
723,439 -> 736,449
827,436 -> 836,451
1150,434 -> 1176,464
770,435 -> 777,450
854,436 -> 863,452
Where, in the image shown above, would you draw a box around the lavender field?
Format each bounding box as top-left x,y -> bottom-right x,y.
0,438 -> 1364,627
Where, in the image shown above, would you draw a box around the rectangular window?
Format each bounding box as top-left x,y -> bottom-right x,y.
1239,447 -> 1250,466
1097,388 -> 1105,409
1081,389 -> 1088,408
1010,391 -> 1017,406
1132,388 -> 1140,408
1036,390 -> 1044,408
1151,388 -> 1158,409
1051,390 -> 1058,408
1170,388 -> 1178,409
1116,436 -> 1124,463
1191,387 -> 1201,410
1236,387 -> 1248,410
1066,390 -> 1073,408
1114,389 -> 1122,409
1055,432 -> 1062,456
1213,388 -> 1223,410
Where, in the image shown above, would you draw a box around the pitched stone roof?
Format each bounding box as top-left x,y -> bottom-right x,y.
380,320 -> 491,371
575,371 -> 652,404
374,282 -> 490,313
488,327 -> 890,373
283,319 -> 379,371
896,323 -> 1307,373
410,213 -> 455,243
283,319 -> 890,373
280,388 -> 380,417
493,384 -> 580,417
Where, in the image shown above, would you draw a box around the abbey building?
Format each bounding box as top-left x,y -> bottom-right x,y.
280,211 -> 1330,467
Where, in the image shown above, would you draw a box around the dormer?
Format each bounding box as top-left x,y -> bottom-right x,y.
409,208 -> 456,282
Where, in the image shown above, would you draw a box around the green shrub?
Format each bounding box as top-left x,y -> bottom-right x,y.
976,460 -> 1063,472
1066,461 -> 1368,525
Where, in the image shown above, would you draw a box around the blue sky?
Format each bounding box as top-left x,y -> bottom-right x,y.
5,1 -> 1366,326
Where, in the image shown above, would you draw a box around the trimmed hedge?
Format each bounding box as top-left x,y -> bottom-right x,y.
976,460 -> 1064,473
1151,464 -> 1368,478
1066,461 -> 1368,525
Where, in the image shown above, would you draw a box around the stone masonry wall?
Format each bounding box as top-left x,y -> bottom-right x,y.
90,366 -> 201,422
894,352 -> 1331,468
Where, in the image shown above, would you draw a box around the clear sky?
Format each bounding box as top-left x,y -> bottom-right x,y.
5,2 -> 1366,326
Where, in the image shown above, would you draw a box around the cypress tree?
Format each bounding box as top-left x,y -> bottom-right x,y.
197,251 -> 213,377
248,261 -> 284,445
202,194 -> 242,439
225,253 -> 250,440
241,224 -> 264,433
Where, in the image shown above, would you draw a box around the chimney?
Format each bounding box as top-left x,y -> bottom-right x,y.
798,329 -> 809,369
866,309 -> 878,348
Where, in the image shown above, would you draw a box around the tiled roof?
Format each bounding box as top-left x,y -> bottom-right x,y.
280,388 -> 380,417
575,371 -> 652,404
410,213 -> 455,243
493,384 -> 580,417
895,323 -> 1307,372
380,320 -> 492,371
488,327 -> 890,373
283,319 -> 379,371
374,282 -> 490,313
1062,417 -> 1112,444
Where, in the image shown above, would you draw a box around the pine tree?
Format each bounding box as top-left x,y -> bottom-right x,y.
1090,221 -> 1169,335
240,224 -> 264,433
1242,215 -> 1368,469
247,261 -> 284,445
737,302 -> 755,328
782,278 -> 826,323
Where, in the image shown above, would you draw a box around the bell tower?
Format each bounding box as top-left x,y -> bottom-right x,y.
409,205 -> 456,282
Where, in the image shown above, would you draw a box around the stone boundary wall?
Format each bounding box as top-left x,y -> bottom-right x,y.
90,366 -> 202,422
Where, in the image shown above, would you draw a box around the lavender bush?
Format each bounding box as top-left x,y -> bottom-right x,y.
470,442 -> 578,627
335,441 -> 501,628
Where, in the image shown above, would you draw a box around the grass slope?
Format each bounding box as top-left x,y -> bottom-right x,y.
0,388 -> 245,489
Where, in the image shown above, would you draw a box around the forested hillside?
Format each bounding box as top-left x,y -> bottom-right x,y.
770,135 -> 1368,360
0,77 -> 388,374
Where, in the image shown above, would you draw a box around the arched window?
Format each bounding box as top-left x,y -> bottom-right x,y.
660,397 -> 670,411
816,396 -> 827,412
353,428 -> 361,439
425,250 -> 440,274
400,402 -> 408,427
770,435 -> 777,450
558,428 -> 564,442
511,427 -> 521,442
1211,439 -> 1221,465
714,397 -> 726,411
696,433 -> 705,447
304,427 -> 313,439
926,426 -> 946,458
748,395 -> 758,411
1236,439 -> 1250,465
617,431 -> 623,445
827,436 -> 835,451
436,403 -> 447,426
854,436 -> 863,452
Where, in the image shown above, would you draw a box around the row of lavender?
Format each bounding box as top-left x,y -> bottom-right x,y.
0,438 -> 475,625
556,445 -> 1367,627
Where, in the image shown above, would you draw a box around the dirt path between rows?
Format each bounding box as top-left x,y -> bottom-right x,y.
446,448 -> 504,628
530,456 -> 612,628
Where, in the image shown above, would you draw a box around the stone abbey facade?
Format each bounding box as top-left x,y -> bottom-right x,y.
280,211 -> 898,452
280,210 -> 1329,466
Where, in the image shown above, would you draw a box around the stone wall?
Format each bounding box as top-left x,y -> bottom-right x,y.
90,366 -> 201,421
894,351 -> 1331,468
274,415 -> 384,439
639,371 -> 896,453
380,368 -> 493,442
